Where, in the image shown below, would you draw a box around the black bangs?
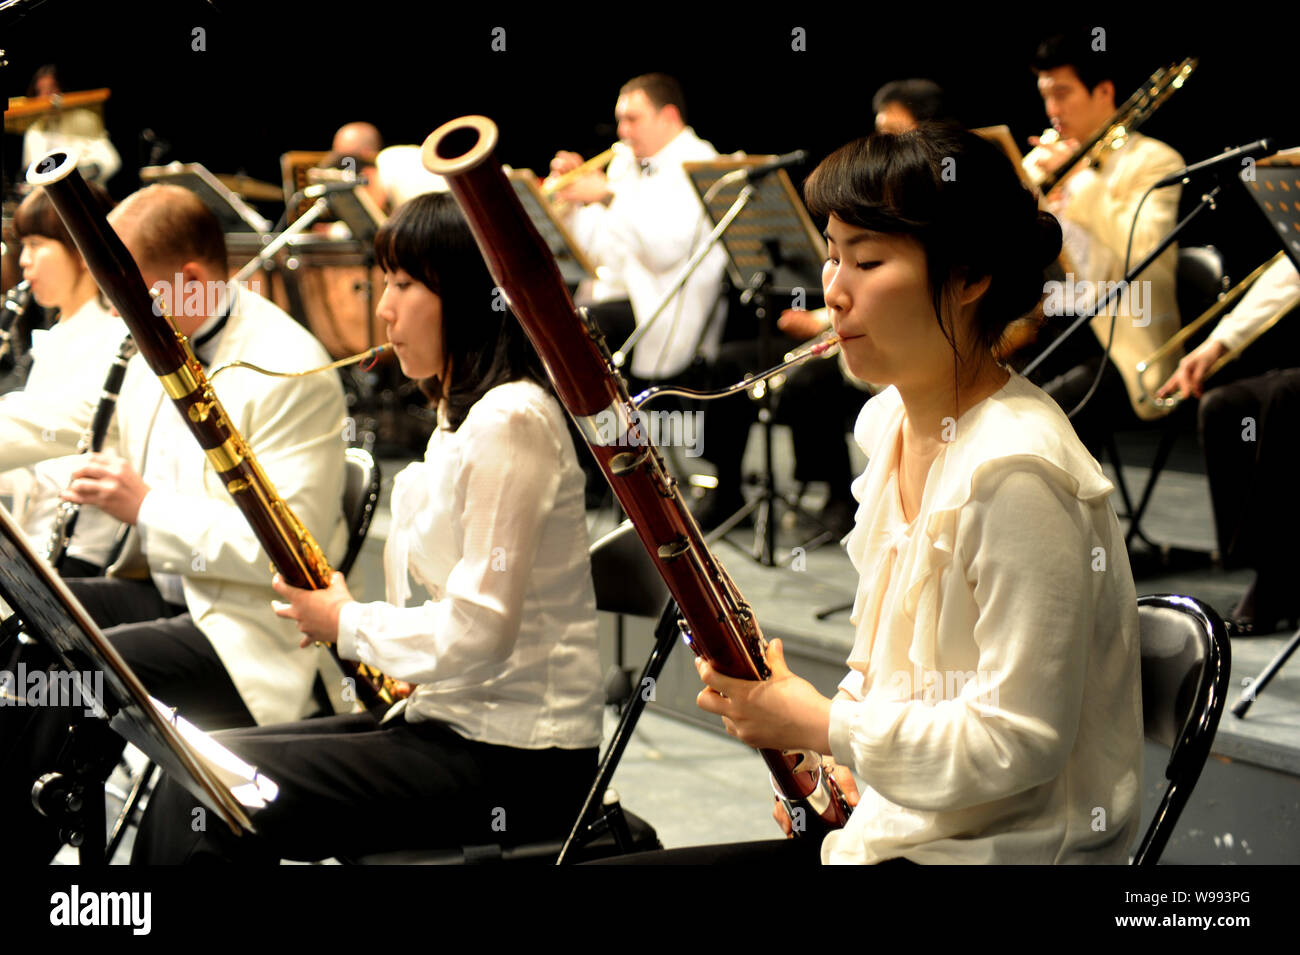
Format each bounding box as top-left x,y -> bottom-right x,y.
803,128 -> 946,239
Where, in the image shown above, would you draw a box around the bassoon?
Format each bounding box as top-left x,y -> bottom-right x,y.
422,116 -> 851,834
26,150 -> 399,709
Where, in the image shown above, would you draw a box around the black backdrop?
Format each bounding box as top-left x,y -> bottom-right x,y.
4,1 -> 1297,281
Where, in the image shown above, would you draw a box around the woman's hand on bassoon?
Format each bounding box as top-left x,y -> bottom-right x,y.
694,638 -> 832,754
63,451 -> 150,525
272,571 -> 353,648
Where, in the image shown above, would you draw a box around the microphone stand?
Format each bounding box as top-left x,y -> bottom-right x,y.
614,169 -> 754,368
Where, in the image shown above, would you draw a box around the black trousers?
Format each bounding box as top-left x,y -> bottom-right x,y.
131,712 -> 598,864
1199,367 -> 1300,577
0,578 -> 253,863
589,837 -> 917,865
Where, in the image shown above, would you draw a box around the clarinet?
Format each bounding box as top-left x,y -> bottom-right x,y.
26,150 -> 400,710
45,332 -> 137,572
1,280 -> 34,364
422,116 -> 851,834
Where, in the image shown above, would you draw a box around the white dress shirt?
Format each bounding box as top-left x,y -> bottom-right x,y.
0,297 -> 129,566
337,379 -> 604,750
567,127 -> 728,379
822,373 -> 1143,864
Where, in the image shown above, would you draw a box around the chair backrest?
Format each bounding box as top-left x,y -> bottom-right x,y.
1175,245 -> 1228,326
1133,593 -> 1231,865
588,520 -> 669,619
339,447 -> 381,578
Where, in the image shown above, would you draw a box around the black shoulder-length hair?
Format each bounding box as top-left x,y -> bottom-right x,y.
804,123 -> 1062,365
373,192 -> 550,431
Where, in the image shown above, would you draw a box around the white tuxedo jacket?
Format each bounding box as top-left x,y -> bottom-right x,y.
1,289 -> 348,725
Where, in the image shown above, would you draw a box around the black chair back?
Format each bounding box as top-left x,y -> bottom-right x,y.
339,447 -> 381,577
589,520 -> 669,619
1133,593 -> 1231,865
1175,245 -> 1228,327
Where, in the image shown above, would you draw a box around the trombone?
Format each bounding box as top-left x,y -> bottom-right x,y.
1026,58 -> 1197,194
1136,251 -> 1299,412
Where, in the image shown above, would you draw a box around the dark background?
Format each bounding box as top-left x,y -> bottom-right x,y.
4,1 -> 1297,281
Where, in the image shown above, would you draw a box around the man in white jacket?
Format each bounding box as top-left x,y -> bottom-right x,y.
549,73 -> 728,383
0,184 -> 348,862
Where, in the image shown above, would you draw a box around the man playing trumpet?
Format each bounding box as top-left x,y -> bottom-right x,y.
548,73 -> 728,386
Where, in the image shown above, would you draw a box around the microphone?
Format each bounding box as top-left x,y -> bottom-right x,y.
1152,139 -> 1274,189
303,177 -> 370,199
744,150 -> 808,182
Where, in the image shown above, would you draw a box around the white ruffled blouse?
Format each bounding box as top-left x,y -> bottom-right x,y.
822,372 -> 1144,864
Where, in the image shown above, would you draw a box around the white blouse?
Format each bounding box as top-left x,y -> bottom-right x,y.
822,373 -> 1144,864
1,297 -> 129,566
336,380 -> 604,750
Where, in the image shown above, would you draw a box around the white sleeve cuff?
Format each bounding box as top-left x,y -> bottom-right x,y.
336,601 -> 363,662
827,697 -> 859,770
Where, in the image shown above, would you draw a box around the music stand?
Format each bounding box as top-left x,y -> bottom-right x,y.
683,157 -> 828,567
0,504 -> 276,864
139,161 -> 272,234
305,167 -> 387,247
1230,147 -> 1300,717
504,168 -> 597,286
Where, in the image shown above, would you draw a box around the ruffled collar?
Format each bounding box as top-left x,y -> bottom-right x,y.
843,372 -> 1113,672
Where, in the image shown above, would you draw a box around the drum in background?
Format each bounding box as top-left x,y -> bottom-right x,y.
224,233 -> 385,360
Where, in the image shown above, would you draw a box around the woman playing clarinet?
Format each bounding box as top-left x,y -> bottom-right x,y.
675,124 -> 1143,864
131,193 -> 603,862
1,183 -> 126,576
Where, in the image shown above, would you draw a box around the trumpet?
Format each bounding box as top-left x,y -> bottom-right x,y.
1026,58 -> 1196,194
1137,251 -> 1298,412
541,146 -> 616,197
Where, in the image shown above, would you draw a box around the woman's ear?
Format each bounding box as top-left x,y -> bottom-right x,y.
958,272 -> 991,306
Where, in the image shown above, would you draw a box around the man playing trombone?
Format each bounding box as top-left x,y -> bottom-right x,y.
1021,32 -> 1185,452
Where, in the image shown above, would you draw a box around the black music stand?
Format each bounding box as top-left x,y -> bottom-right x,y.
505,168 -> 597,287
139,161 -> 272,234
683,158 -> 829,567
0,505 -> 275,864
1229,148 -> 1300,717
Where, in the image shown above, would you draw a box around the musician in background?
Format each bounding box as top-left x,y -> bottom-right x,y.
549,73 -> 728,384
872,78 -> 953,134
0,184 -> 349,863
1020,33 -> 1184,452
1158,255 -> 1300,635
131,194 -> 602,863
19,65 -> 121,185
322,121 -> 446,221
627,126 -> 1142,864
0,183 -> 126,576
